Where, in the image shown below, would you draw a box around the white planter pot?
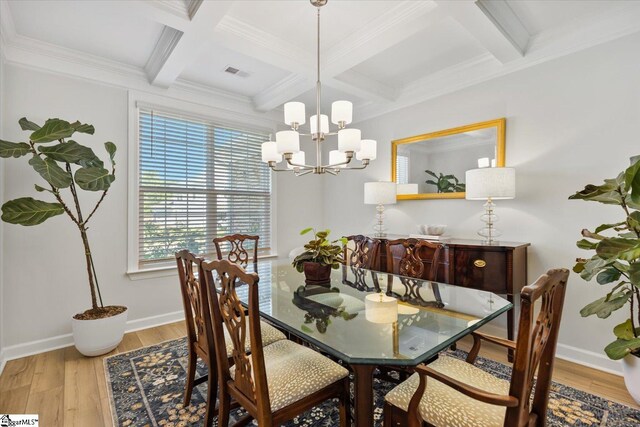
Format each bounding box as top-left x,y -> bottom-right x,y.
622,354 -> 640,405
71,308 -> 128,356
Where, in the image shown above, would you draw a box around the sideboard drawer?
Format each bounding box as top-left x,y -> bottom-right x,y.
453,248 -> 507,293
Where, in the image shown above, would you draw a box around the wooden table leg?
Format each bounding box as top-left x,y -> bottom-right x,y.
352,364 -> 376,427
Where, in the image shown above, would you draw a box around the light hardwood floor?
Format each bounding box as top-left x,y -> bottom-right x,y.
0,321 -> 637,426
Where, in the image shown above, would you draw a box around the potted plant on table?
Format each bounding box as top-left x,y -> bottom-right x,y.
292,227 -> 346,285
1,117 -> 124,357
569,156 -> 640,404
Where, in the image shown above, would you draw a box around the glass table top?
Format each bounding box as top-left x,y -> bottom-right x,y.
230,258 -> 512,366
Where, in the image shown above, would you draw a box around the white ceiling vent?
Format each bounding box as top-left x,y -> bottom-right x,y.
223,66 -> 250,78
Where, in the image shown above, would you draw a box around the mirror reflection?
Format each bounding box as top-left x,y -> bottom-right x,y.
392,118 -> 505,200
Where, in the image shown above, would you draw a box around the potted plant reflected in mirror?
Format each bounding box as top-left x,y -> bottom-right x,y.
1,117 -> 124,357
569,155 -> 640,404
425,169 -> 466,193
292,285 -> 358,334
292,227 -> 346,285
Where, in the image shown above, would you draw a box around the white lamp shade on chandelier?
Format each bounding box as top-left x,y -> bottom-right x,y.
275,130 -> 300,154
284,102 -> 306,126
364,181 -> 397,205
465,167 -> 516,200
310,114 -> 329,134
338,128 -> 361,153
329,150 -> 347,168
261,140 -> 282,163
287,151 -> 306,169
331,100 -> 353,125
356,139 -> 377,161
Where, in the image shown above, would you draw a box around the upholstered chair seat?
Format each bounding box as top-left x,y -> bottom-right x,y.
385,356 -> 509,427
231,339 -> 349,411
222,319 -> 286,356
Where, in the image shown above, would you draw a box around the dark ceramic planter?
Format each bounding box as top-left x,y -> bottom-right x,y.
303,262 -> 332,285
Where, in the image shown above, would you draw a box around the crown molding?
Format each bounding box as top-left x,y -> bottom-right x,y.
144,26 -> 184,86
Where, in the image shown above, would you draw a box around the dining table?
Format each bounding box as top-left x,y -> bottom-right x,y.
234,258 -> 512,427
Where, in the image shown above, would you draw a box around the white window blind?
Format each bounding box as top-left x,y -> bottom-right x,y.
396,154 -> 409,185
138,108 -> 272,267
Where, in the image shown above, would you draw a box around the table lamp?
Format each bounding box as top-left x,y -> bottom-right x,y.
465,167 -> 515,244
364,181 -> 397,237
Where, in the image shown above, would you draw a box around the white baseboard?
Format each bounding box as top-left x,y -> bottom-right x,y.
556,342 -> 623,376
0,310 -> 185,376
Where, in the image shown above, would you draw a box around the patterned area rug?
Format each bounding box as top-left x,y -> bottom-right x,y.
105,337 -> 640,427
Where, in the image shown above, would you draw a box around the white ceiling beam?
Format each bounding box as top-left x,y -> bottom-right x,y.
435,0 -> 528,63
327,72 -> 397,103
145,1 -> 233,88
248,1 -> 440,111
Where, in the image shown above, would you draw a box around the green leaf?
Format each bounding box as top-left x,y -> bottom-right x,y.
34,184 -> 53,194
300,227 -> 313,235
604,338 -> 640,360
579,256 -> 612,281
580,291 -> 631,318
629,263 -> 640,287
104,141 -> 116,166
70,121 -> 95,135
595,222 -> 626,234
581,229 -> 605,240
0,140 -> 31,158
596,267 -> 622,285
28,155 -> 72,188
18,117 -> 41,131
569,182 -> 622,205
30,119 -> 74,143
301,325 -> 314,333
576,239 -> 597,250
74,167 -> 115,191
1,197 -> 65,226
613,319 -> 638,340
596,238 -> 640,261
38,140 -> 98,164
625,157 -> 640,203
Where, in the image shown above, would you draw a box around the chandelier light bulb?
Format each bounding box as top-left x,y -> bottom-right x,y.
275,130 -> 300,154
356,139 -> 377,160
261,140 -> 282,163
310,114 -> 329,134
284,102 -> 306,126
331,100 -> 353,125
338,128 -> 361,153
329,150 -> 347,168
287,151 -> 306,169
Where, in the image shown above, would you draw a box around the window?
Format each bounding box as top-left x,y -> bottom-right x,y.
136,107 -> 272,268
396,154 -> 409,185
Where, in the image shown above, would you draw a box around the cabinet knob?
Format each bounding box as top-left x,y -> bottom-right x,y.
473,259 -> 486,268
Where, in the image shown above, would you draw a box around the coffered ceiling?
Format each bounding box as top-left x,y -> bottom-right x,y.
2,0 -> 640,122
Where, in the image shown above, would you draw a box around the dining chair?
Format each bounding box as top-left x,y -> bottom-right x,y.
213,234 -> 259,267
344,234 -> 381,269
175,250 -> 286,427
383,268 -> 570,427
200,259 -> 351,427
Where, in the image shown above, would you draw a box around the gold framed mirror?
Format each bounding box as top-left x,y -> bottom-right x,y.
391,118 -> 506,200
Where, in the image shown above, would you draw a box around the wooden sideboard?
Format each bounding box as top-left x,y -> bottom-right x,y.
370,235 -> 530,360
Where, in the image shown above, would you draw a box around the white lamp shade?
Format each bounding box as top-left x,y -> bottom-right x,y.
284,102 -> 305,126
365,293 -> 398,324
397,183 -> 418,195
338,128 -> 361,153
329,150 -> 347,168
364,181 -> 397,205
310,114 -> 329,134
465,167 -> 516,200
477,157 -> 490,168
287,151 -> 306,169
261,140 -> 281,163
275,130 -> 300,154
356,139 -> 377,160
331,100 -> 353,125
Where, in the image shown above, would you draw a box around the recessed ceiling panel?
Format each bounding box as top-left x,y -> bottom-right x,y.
349,17 -> 487,88
7,0 -> 164,68
180,42 -> 291,97
506,1 -> 619,36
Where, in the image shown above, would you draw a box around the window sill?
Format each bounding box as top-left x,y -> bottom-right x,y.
126,253 -> 280,281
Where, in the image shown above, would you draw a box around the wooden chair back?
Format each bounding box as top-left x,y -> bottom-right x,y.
505,268 -> 569,426
175,250 -> 215,363
386,238 -> 444,281
212,234 -> 259,267
199,259 -> 271,420
343,235 -> 380,269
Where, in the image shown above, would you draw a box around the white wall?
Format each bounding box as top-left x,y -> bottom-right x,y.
0,65 -> 323,353
324,32 -> 640,373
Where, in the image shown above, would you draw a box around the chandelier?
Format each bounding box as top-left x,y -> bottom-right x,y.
261,0 -> 377,176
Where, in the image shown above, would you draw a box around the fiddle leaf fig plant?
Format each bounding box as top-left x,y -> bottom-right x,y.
1,117 -> 119,319
425,169 -> 466,193
570,157 -> 640,360
292,227 -> 347,272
